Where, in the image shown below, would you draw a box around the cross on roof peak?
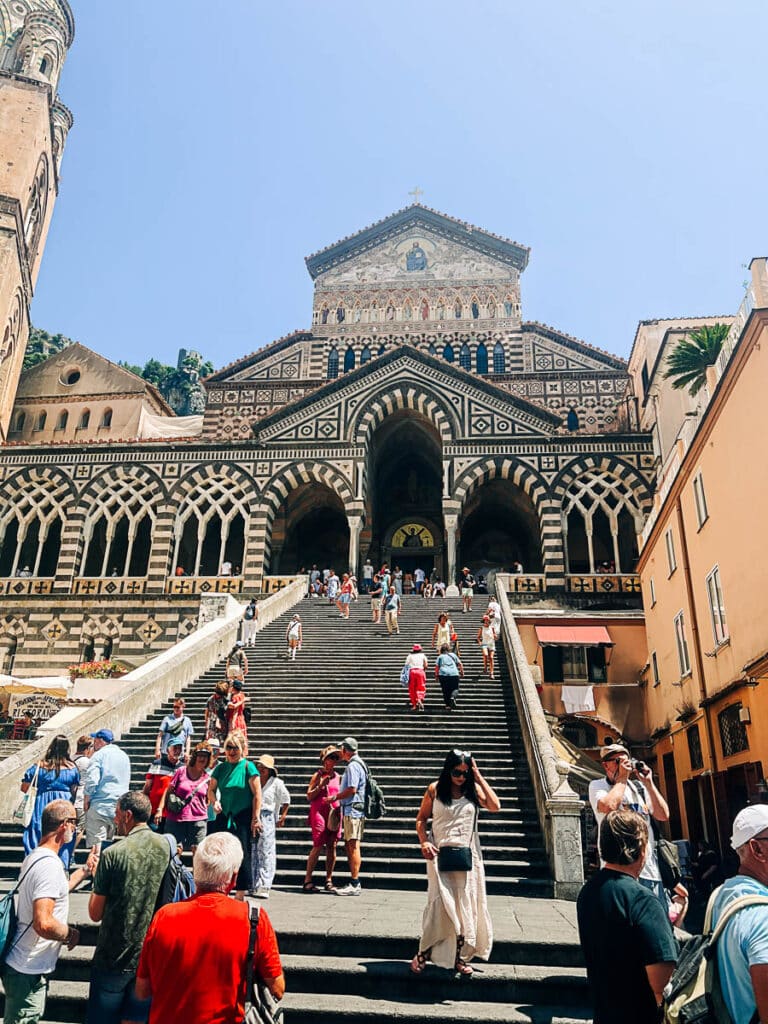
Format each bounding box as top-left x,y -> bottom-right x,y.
408,186 -> 424,203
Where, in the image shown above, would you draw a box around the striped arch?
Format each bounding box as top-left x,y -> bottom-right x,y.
452,457 -> 549,514
0,616 -> 25,641
168,462 -> 258,506
261,462 -> 355,518
552,456 -> 653,513
0,467 -> 76,579
256,462 -> 356,579
81,615 -> 121,641
351,384 -> 458,446
78,465 -> 168,509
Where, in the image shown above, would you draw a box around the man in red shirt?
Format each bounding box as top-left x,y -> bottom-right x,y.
129,833 -> 284,1023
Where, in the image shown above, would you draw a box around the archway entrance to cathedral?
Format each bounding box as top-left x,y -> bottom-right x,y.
270,483 -> 349,574
458,479 -> 542,575
365,411 -> 444,575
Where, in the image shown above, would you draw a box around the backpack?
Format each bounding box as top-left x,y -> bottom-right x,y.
154,833 -> 195,910
357,758 -> 385,820
663,887 -> 768,1024
0,858 -> 37,964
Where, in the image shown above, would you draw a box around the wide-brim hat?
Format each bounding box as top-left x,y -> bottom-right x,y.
320,745 -> 341,762
256,754 -> 278,776
412,643 -> 422,652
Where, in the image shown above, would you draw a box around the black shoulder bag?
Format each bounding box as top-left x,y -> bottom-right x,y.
243,902 -> 283,1024
437,804 -> 478,873
631,779 -> 682,891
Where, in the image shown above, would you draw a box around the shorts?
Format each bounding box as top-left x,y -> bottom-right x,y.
340,593 -> 351,605
227,666 -> 244,681
343,816 -> 365,842
461,587 -> 473,597
482,642 -> 496,652
164,817 -> 207,850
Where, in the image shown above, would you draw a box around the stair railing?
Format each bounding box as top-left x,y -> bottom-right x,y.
496,581 -> 584,900
0,578 -> 308,820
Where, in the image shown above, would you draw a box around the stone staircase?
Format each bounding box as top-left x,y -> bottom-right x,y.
0,594 -> 590,1023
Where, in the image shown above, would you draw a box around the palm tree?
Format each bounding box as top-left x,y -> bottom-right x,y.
662,323 -> 730,397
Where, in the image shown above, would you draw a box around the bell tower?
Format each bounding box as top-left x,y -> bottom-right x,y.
0,0 -> 74,442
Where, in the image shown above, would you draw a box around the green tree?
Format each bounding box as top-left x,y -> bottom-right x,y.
662,323 -> 731,397
23,327 -> 73,369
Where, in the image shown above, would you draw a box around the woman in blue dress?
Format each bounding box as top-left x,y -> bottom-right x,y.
20,734 -> 79,867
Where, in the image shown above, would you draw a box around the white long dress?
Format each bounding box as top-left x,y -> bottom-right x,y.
418,795 -> 493,968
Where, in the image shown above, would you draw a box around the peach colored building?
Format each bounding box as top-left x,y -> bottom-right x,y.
635,258 -> 768,852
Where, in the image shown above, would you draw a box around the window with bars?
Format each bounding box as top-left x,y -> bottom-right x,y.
687,724 -> 704,770
706,565 -> 728,645
718,704 -> 749,757
693,471 -> 709,528
674,611 -> 691,676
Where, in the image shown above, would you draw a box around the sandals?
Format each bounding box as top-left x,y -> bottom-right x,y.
302,881 -> 318,893
410,951 -> 428,974
455,935 -> 474,976
324,880 -> 337,893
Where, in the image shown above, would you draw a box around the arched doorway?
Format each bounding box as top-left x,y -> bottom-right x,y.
366,412 -> 444,575
269,483 -> 349,574
458,478 -> 542,575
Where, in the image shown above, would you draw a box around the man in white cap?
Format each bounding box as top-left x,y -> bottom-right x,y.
588,743 -> 669,904
332,738 -> 366,896
709,805 -> 768,1024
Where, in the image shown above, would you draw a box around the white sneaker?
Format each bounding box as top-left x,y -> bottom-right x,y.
255,888 -> 270,899
335,882 -> 362,896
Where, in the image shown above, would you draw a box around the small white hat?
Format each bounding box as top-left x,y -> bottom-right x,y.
731,804 -> 768,849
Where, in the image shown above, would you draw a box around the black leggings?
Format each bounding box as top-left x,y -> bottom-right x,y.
208,807 -> 253,890
439,674 -> 460,704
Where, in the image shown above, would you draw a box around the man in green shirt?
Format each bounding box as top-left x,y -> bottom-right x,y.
86,791 -> 170,1024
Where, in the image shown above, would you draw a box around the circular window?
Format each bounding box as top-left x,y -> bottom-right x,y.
60,368 -> 81,386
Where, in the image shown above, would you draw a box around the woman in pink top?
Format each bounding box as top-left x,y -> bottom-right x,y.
157,743 -> 213,852
302,745 -> 342,893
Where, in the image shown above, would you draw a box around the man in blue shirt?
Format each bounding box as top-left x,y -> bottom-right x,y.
333,737 -> 366,896
83,729 -> 131,846
710,804 -> 768,1024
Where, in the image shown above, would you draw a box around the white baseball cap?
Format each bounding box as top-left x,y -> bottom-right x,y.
731,805 -> 768,849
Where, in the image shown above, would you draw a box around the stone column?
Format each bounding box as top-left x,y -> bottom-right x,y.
347,515 -> 363,576
444,514 -> 458,595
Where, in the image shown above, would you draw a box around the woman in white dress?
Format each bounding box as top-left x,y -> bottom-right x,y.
411,750 -> 501,976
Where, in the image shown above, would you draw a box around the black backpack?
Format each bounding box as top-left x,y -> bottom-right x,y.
154,833 -> 195,910
358,758 -> 385,820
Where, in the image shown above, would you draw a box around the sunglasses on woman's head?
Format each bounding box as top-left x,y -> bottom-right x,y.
452,749 -> 471,759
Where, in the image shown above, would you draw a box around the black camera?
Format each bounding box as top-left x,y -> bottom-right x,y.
631,759 -> 647,774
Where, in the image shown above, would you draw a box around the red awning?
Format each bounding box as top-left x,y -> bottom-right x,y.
534,625 -> 613,647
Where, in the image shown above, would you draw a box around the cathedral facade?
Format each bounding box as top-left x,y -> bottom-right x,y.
0,2 -> 656,675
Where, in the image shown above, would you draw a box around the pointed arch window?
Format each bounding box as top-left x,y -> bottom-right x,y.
567,408 -> 579,431
343,347 -> 355,372
35,411 -> 47,431
13,412 -> 25,433
493,342 -> 506,373
476,343 -> 488,374
55,410 -> 68,431
562,470 -> 642,574
471,298 -> 480,319
327,348 -> 339,379
459,343 -> 471,370
360,346 -> 371,364
0,473 -> 68,578
172,478 -> 248,578
443,343 -> 455,363
454,299 -> 462,319
81,478 -> 157,578
78,409 -> 91,430
100,408 -> 113,429
428,344 -> 437,357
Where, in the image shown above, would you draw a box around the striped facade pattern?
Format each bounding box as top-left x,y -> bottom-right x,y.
552,455 -> 654,512
353,383 -> 455,445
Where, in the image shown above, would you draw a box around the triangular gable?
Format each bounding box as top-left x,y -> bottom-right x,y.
522,323 -> 627,372
16,342 -> 172,412
305,204 -> 530,280
253,345 -> 560,445
203,331 -> 312,384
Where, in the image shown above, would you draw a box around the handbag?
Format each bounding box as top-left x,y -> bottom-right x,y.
165,772 -> 209,816
437,804 -> 478,873
438,845 -> 473,871
14,764 -> 40,828
244,902 -> 284,1024
399,664 -> 410,687
327,806 -> 341,832
641,785 -> 682,891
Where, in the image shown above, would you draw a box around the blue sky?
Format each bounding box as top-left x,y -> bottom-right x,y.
32,0 -> 767,367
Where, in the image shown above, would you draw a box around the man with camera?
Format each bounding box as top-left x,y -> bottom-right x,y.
589,743 -> 669,904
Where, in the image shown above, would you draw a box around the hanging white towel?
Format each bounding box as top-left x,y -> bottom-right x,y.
561,685 -> 595,714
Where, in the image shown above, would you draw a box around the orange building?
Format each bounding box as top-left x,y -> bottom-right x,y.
635,257 -> 768,853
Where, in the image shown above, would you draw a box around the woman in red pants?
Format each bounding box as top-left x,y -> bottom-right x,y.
404,643 -> 429,712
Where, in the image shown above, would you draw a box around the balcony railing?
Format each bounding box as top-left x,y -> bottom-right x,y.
566,574 -> 641,595
0,578 -> 53,596
73,577 -> 147,595
496,573 -> 546,595
165,576 -> 243,595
